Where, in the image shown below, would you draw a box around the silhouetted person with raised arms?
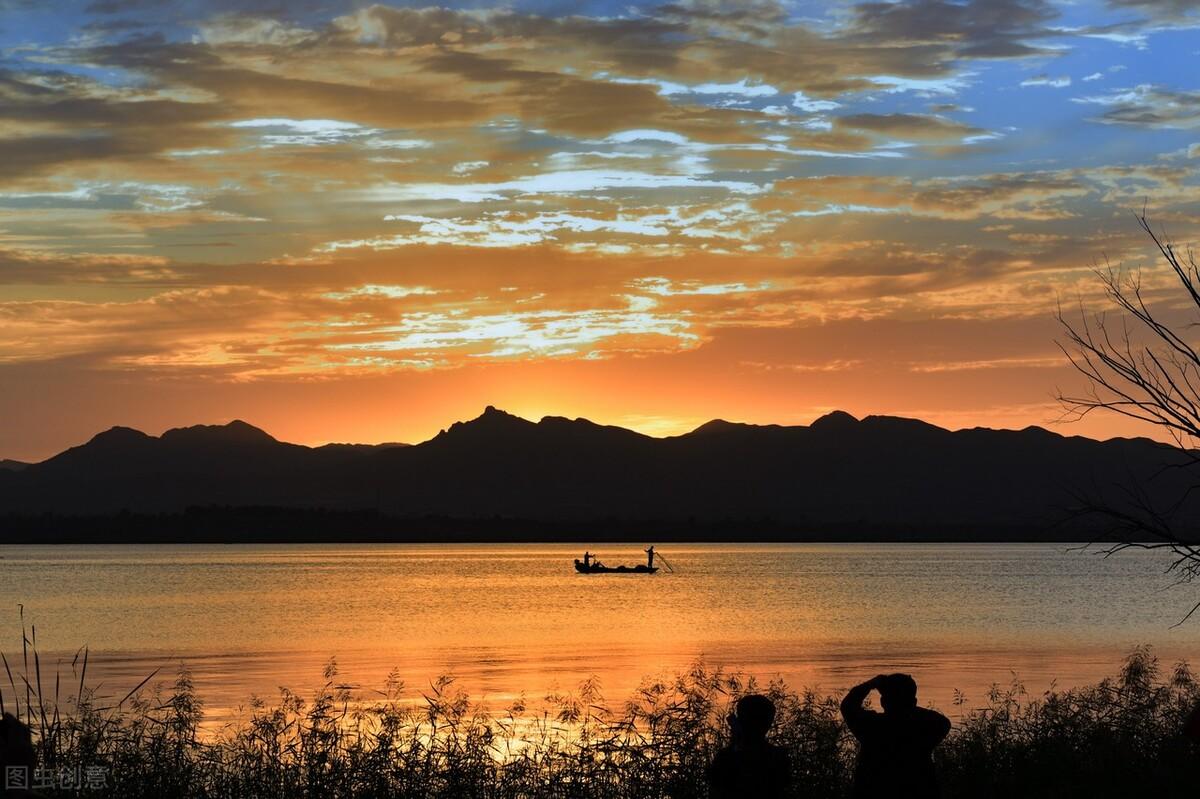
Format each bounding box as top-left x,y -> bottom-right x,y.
707,694 -> 790,799
841,674 -> 950,799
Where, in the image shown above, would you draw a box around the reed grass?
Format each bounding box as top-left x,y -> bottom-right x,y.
2,615 -> 1197,798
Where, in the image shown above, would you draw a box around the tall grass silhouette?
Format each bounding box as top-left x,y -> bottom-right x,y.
2,613 -> 1197,797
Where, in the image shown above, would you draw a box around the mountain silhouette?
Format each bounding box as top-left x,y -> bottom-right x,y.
0,408 -> 1195,541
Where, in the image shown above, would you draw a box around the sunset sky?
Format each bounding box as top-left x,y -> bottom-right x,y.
1,0 -> 1198,460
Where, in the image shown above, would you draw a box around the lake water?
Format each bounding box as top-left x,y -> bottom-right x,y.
1,543 -> 1197,724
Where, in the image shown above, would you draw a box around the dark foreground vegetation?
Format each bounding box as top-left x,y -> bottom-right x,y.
3,637 -> 1197,798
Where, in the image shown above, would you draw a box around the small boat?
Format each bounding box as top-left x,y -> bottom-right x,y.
573,546 -> 667,574
574,560 -> 658,574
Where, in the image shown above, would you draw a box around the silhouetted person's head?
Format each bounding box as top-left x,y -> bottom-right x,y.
877,673 -> 918,713
734,694 -> 776,741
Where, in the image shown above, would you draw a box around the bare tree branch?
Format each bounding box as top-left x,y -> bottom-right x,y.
1056,213 -> 1200,606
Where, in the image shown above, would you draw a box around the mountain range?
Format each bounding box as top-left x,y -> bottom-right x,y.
1,407 -> 1196,542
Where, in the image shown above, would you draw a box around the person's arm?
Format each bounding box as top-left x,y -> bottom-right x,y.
920,707 -> 952,745
841,676 -> 884,736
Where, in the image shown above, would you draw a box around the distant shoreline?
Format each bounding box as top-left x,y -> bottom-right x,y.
0,506 -> 1125,544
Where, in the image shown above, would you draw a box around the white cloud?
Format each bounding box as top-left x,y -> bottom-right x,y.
630,277 -> 773,296
687,79 -> 778,97
229,118 -> 371,147
0,181 -> 206,212
793,92 -> 841,112
358,168 -> 765,205
364,138 -> 432,150
322,285 -> 440,300
379,212 -> 674,247
798,117 -> 833,131
790,203 -> 894,217
321,199 -> 781,252
869,74 -> 974,96
962,132 -> 1004,144
452,161 -> 489,175
603,75 -> 776,98
196,15 -> 316,46
1072,84 -> 1200,128
1020,74 -> 1071,88
1079,30 -> 1148,48
602,76 -> 691,95
605,129 -> 692,145
230,118 -> 362,133
226,120 -> 431,151
167,148 -> 227,158
325,299 -> 699,359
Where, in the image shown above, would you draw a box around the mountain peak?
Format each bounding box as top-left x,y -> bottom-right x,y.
810,410 -> 858,430
475,405 -> 527,424
434,406 -> 536,442
226,419 -> 274,438
5,407 -> 1190,535
690,419 -> 749,435
41,425 -> 153,467
861,414 -> 948,436
160,420 -> 276,445
89,426 -> 152,446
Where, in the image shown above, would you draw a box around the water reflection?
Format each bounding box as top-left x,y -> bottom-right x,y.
0,543 -> 1195,722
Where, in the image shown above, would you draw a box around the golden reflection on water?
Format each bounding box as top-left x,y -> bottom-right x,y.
1,543 -> 1196,724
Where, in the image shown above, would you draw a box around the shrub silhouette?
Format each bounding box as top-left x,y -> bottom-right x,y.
2,626 -> 1197,798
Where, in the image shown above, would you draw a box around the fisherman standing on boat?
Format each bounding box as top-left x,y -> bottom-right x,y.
645,546 -> 655,569
583,551 -> 593,568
